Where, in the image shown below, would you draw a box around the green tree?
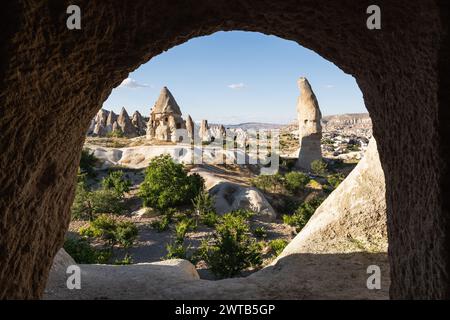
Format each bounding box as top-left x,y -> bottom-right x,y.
311,159 -> 328,175
139,155 -> 204,210
284,171 -> 310,194
79,149 -> 98,176
198,213 -> 262,278
102,170 -> 131,197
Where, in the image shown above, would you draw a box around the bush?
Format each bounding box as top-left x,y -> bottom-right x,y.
284,171 -> 310,194
311,159 -> 328,175
150,215 -> 171,232
139,155 -> 204,210
165,242 -> 187,260
79,214 -> 138,248
63,237 -> 111,264
114,253 -> 133,265
175,219 -> 195,243
79,149 -> 98,176
89,189 -> 124,215
198,213 -> 262,278
268,239 -> 288,256
107,128 -> 125,138
102,170 -> 131,197
253,226 -> 267,239
230,209 -> 255,220
250,173 -> 284,193
327,173 -> 345,189
71,177 -> 124,220
282,197 -> 324,232
200,211 -> 219,228
192,191 -> 215,216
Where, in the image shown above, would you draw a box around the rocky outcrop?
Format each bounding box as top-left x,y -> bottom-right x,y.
200,120 -> 210,142
296,77 -> 322,170
89,107 -> 146,138
146,87 -> 186,142
116,107 -> 136,137
45,251 -> 200,300
210,182 -> 277,221
280,138 -> 387,257
185,115 -> 195,142
131,111 -> 146,136
105,110 -> 117,134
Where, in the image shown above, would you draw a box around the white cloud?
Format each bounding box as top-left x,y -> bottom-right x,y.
118,78 -> 149,89
228,83 -> 246,90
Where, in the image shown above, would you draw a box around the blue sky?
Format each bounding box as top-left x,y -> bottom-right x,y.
103,31 -> 366,124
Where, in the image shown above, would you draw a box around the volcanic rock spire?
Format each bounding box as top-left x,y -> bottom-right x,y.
296,77 -> 322,169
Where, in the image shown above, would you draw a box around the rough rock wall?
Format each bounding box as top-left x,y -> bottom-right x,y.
280,138 -> 387,257
0,0 -> 448,299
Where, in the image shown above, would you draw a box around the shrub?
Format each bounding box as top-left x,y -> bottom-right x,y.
200,211 -> 219,228
79,149 -> 98,176
284,171 -> 310,194
139,155 -> 204,210
89,189 -> 124,215
114,253 -> 133,265
165,242 -> 187,260
71,179 -> 124,220
107,128 -> 125,138
230,209 -> 255,220
282,197 -> 324,232
250,173 -> 284,193
253,226 -> 267,239
311,159 -> 328,175
150,215 -> 171,232
102,170 -> 131,197
198,213 -> 262,278
71,174 -> 94,220
114,221 -> 139,248
327,173 -> 345,189
63,237 -> 111,264
192,191 -> 215,216
175,219 -> 195,243
268,239 -> 288,256
79,214 -> 138,248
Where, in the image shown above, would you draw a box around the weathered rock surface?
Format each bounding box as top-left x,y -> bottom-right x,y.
280,138 -> 387,257
296,77 -> 322,170
210,182 -> 277,221
131,111 -> 146,136
44,253 -> 200,299
146,87 -> 186,142
117,107 -> 136,137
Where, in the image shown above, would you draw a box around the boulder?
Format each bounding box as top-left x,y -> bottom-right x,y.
210,181 -> 276,221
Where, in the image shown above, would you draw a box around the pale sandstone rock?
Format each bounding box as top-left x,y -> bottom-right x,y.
279,137 -> 387,257
117,107 -> 136,137
146,87 -> 185,142
296,77 -> 322,169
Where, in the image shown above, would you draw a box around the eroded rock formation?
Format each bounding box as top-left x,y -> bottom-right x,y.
146,87 -> 186,142
280,138 -> 387,256
296,77 -> 322,170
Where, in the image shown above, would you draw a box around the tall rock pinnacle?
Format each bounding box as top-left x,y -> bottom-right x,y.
296,77 -> 322,169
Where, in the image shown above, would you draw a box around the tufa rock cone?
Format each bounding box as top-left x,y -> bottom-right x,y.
296,77 -> 322,169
